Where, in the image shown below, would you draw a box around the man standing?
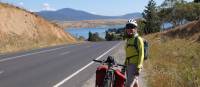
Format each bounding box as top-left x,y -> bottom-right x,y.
124,19 -> 144,87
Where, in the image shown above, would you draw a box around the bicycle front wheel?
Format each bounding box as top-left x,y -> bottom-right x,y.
104,79 -> 113,87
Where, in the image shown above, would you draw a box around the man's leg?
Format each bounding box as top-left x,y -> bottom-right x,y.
132,77 -> 139,87
125,64 -> 137,87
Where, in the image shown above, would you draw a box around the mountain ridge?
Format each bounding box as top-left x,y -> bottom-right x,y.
36,8 -> 142,21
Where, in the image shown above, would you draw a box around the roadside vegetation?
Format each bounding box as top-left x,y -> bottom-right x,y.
139,0 -> 200,87
105,28 -> 124,41
87,32 -> 104,41
144,33 -> 200,87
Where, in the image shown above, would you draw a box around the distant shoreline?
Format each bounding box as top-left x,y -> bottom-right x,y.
55,19 -> 127,29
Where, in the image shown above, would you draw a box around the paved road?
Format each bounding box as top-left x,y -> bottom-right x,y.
0,41 -> 121,87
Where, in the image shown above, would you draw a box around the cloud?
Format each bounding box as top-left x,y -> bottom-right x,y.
42,3 -> 56,11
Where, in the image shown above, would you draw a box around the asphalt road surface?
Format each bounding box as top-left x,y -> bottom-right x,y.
0,41 -> 122,87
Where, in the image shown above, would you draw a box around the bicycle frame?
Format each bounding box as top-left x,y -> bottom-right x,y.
93,56 -> 127,87
103,66 -> 115,87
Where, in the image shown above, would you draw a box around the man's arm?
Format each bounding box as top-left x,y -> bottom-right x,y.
137,37 -> 144,69
124,40 -> 128,65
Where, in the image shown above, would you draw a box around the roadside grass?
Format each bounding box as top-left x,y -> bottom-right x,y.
144,34 -> 200,87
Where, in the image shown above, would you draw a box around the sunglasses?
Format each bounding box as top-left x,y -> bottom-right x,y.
125,23 -> 137,29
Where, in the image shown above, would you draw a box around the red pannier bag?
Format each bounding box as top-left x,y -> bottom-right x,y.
96,65 -> 108,87
114,69 -> 126,87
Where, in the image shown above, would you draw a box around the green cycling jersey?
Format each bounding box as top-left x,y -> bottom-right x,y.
124,36 -> 144,69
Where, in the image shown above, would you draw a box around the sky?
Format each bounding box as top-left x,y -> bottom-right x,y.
1,0 -> 193,16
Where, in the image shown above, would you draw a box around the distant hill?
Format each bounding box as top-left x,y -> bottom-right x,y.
0,3 -> 76,53
119,13 -> 142,19
36,8 -> 142,21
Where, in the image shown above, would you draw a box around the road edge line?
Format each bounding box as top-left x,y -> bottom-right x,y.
0,46 -> 67,63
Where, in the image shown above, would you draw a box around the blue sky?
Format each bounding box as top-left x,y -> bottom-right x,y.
1,0 -> 193,16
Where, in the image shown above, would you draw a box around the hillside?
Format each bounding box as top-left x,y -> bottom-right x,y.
118,13 -> 142,19
0,3 -> 76,53
36,8 -> 142,21
37,8 -> 112,21
144,20 -> 200,87
162,20 -> 200,42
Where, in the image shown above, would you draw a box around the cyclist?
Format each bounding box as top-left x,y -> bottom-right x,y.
124,18 -> 144,87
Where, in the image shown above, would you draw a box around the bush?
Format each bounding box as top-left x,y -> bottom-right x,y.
105,28 -> 124,41
88,32 -> 104,41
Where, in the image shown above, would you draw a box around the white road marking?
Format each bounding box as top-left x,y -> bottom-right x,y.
87,46 -> 91,48
53,42 -> 121,87
60,51 -> 71,56
0,46 -> 67,63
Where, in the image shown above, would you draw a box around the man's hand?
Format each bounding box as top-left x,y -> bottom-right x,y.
135,68 -> 140,76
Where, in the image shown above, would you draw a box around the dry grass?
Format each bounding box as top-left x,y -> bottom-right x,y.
0,2 -> 77,53
144,34 -> 200,87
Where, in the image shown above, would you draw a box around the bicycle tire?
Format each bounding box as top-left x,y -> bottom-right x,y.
103,79 -> 112,87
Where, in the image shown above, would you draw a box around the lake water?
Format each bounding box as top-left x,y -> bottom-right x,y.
65,23 -> 174,39
162,22 -> 173,30
65,25 -> 125,39
65,28 -> 108,39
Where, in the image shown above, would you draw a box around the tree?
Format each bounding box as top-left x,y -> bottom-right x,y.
194,0 -> 200,3
88,31 -> 93,41
78,36 -> 85,41
105,32 -> 117,41
156,0 -> 200,30
143,0 -> 161,34
158,0 -> 188,27
88,32 -> 103,41
174,3 -> 200,21
160,0 -> 185,8
137,19 -> 146,35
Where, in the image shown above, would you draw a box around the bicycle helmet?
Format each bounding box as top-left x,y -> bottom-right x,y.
125,18 -> 138,29
128,18 -> 138,27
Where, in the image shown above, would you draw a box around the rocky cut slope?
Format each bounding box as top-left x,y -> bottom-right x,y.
0,3 -> 76,53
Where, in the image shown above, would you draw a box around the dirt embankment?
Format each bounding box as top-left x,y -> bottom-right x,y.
0,3 -> 76,53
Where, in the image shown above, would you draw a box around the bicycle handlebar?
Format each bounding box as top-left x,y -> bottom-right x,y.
117,64 -> 126,67
93,59 -> 126,68
93,59 -> 103,63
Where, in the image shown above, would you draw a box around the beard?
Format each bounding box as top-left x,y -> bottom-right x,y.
126,32 -> 138,38
126,33 -> 133,38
